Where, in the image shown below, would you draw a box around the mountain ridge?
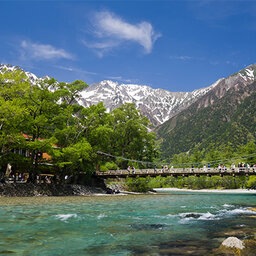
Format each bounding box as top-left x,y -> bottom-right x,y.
1,63 -> 256,131
79,79 -> 221,126
0,63 -> 220,126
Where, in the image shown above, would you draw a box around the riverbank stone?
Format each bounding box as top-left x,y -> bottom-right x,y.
221,237 -> 245,250
214,237 -> 256,256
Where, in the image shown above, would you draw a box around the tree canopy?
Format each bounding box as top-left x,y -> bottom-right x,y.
0,70 -> 157,182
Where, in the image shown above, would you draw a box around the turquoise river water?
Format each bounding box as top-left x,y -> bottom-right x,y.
0,192 -> 256,255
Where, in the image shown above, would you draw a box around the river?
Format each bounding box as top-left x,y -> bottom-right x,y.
0,192 -> 256,255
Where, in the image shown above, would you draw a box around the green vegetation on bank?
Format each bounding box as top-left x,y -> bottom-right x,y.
125,175 -> 256,192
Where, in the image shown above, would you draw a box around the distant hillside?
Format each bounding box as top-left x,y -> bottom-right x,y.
157,64 -> 256,159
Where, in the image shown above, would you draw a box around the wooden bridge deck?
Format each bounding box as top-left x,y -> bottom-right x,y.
95,167 -> 256,178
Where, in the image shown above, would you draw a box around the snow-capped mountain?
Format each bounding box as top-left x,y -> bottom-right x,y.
80,64 -> 256,126
1,63 -> 256,127
0,64 -> 50,84
79,79 -> 222,126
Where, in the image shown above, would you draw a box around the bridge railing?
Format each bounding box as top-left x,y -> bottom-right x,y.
95,167 -> 256,176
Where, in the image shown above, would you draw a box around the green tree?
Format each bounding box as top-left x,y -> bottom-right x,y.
237,142 -> 256,165
171,152 -> 190,167
110,103 -> 157,168
190,146 -> 203,166
57,80 -> 88,105
51,138 -> 93,179
205,143 -> 221,167
0,70 -> 31,177
19,78 -> 63,181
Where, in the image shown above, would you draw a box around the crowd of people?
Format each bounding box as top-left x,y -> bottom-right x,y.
0,172 -> 55,184
215,163 -> 256,172
0,172 -> 28,183
125,163 -> 256,174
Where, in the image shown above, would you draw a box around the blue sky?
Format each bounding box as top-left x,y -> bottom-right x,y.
1,0 -> 256,91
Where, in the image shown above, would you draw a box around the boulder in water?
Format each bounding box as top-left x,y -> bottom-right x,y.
221,237 -> 245,250
183,213 -> 201,219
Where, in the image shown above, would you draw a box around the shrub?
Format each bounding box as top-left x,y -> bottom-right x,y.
246,176 -> 256,188
126,177 -> 150,192
124,175 -> 250,192
99,162 -> 118,172
105,162 -> 118,170
99,165 -> 108,172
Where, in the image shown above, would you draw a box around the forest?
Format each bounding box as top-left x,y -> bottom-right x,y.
0,70 -> 157,182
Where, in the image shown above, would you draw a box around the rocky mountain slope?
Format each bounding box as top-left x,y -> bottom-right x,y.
157,64 -> 256,158
79,80 -> 221,126
0,64 -> 220,127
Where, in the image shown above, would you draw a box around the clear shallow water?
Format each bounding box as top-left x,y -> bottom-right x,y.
0,193 -> 256,256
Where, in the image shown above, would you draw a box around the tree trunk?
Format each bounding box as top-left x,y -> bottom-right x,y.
4,163 -> 12,182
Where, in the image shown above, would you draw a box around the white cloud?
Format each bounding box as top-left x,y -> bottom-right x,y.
20,40 -> 74,60
54,64 -> 136,83
55,65 -> 97,75
106,75 -> 134,83
86,11 -> 161,55
82,40 -> 119,50
169,55 -> 193,61
81,39 -> 119,57
209,61 -> 219,65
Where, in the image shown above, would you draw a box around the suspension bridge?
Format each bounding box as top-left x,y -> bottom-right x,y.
95,151 -> 256,178
94,167 -> 256,179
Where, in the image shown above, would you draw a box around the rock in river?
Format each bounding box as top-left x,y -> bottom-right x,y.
221,236 -> 245,250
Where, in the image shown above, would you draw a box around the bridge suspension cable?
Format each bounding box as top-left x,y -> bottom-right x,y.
97,151 -> 167,166
97,151 -> 256,167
